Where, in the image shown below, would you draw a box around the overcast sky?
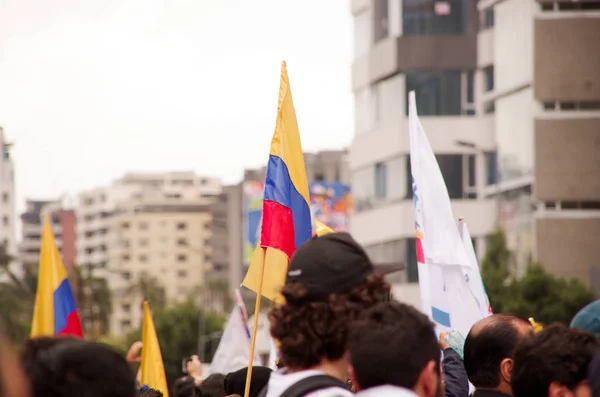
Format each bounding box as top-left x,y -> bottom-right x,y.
0,0 -> 354,212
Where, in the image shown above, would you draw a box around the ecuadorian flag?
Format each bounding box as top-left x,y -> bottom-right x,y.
31,217 -> 83,338
242,61 -> 312,301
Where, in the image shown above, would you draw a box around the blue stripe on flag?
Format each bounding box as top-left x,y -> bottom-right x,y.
432,306 -> 451,327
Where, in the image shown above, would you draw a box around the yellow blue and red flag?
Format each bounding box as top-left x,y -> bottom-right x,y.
31,217 -> 83,338
242,61 -> 312,301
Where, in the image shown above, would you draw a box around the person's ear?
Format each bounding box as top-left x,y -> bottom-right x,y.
415,360 -> 439,397
348,365 -> 358,392
548,381 -> 575,397
500,358 -> 513,384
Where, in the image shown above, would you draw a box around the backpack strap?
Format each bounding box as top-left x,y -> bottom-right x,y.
279,374 -> 350,397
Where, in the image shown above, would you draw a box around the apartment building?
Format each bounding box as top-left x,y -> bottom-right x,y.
229,150 -> 351,298
20,199 -> 77,274
349,0 -> 497,307
0,128 -> 17,264
477,0 -> 600,288
76,172 -> 222,335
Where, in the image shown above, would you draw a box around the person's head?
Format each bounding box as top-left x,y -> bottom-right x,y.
348,302 -> 442,397
173,376 -> 196,397
185,355 -> 202,377
571,301 -> 600,338
269,233 -> 390,373
21,336 -> 136,397
512,324 -> 599,397
224,367 -> 272,397
196,373 -> 226,397
587,352 -> 600,397
464,314 -> 533,395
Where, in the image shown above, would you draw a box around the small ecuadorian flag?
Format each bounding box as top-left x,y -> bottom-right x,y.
31,217 -> 83,338
529,318 -> 543,333
141,302 -> 169,397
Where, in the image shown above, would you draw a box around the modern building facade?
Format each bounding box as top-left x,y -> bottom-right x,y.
0,127 -> 18,276
20,199 -> 77,274
229,150 -> 351,298
76,172 -> 222,335
349,0 -> 497,307
477,0 -> 600,288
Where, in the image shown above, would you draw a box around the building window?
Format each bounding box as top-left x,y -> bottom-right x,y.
484,101 -> 495,114
374,0 -> 389,43
484,66 -> 494,92
139,255 -> 148,263
481,8 -> 494,29
1,192 -> 8,203
177,254 -> 187,263
120,320 -> 132,330
485,151 -> 498,185
121,304 -> 131,313
176,222 -> 187,230
374,163 -> 387,199
314,173 -> 325,182
177,238 -> 188,247
121,222 -> 130,229
437,154 -> 463,199
122,272 -> 131,280
402,0 -> 466,35
406,238 -> 419,283
139,239 -> 148,247
177,270 -> 187,278
139,222 -> 148,230
406,71 -> 462,116
121,254 -> 130,262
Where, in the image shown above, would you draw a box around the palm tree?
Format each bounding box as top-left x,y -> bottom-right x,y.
125,272 -> 167,312
72,265 -> 112,338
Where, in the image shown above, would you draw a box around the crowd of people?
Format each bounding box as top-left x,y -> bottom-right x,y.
2,232 -> 600,397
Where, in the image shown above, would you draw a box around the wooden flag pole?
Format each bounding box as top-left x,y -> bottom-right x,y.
244,250 -> 267,397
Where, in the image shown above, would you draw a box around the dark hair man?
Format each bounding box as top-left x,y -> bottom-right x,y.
512,324 -> 599,397
261,232 -> 390,397
21,336 -> 136,397
463,314 -> 534,397
348,301 -> 443,397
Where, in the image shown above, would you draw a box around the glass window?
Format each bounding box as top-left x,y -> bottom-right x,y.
374,0 -> 390,43
176,222 -> 187,230
402,0 -> 466,36
387,156 -> 409,200
406,71 -> 462,116
466,71 -> 475,104
485,151 -> 498,185
374,163 -> 388,198
468,155 -> 476,187
484,66 -> 494,92
482,8 -> 494,29
374,74 -> 403,127
436,154 -> 463,199
484,101 -> 495,114
354,10 -> 373,58
406,238 -> 419,282
354,87 -> 374,135
352,166 -> 375,212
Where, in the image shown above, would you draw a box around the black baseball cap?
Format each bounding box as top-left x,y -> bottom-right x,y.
285,232 -> 375,300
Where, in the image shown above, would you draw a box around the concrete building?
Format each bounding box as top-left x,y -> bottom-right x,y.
76,172 -> 222,335
20,199 -> 77,274
229,150 -> 351,298
476,0 -> 600,289
0,127 -> 17,272
349,0 -> 496,307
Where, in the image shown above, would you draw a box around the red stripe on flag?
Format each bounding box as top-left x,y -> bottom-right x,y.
416,238 -> 425,263
57,311 -> 84,338
261,200 -> 295,259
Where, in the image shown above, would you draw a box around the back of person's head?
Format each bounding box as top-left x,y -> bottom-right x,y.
512,324 -> 599,397
269,233 -> 389,370
348,302 -> 441,397
136,387 -> 163,397
197,373 -> 226,397
571,300 -> 600,338
21,336 -> 136,397
172,376 -> 196,397
588,351 -> 600,397
224,367 -> 272,397
464,314 -> 533,392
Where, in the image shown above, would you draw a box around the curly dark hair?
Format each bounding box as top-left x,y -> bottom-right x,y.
512,324 -> 599,397
269,273 -> 390,370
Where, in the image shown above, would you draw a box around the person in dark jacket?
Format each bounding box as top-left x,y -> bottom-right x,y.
440,332 -> 469,397
463,315 -> 533,397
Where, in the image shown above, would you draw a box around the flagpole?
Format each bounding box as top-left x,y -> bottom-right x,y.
244,249 -> 266,397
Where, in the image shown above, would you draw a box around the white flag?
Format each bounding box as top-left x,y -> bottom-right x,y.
209,303 -> 260,375
458,219 -> 493,318
408,91 -> 485,336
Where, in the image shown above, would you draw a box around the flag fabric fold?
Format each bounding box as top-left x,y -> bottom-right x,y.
141,302 -> 168,397
242,61 -> 312,301
210,299 -> 260,375
314,220 -> 335,237
31,217 -> 83,338
408,91 -> 485,336
458,219 -> 493,318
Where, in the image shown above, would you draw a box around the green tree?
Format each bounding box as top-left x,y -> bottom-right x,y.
481,229 -> 594,324
126,273 -> 167,313
72,265 -> 112,338
124,301 -> 226,388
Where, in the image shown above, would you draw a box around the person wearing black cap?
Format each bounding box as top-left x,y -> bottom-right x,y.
225,367 -> 272,397
258,232 -> 390,397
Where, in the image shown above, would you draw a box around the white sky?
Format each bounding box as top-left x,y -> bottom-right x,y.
0,0 -> 354,212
